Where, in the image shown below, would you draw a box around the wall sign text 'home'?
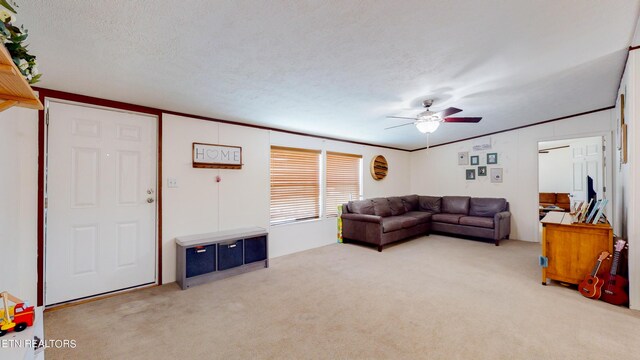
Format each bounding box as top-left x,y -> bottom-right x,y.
192,142 -> 242,169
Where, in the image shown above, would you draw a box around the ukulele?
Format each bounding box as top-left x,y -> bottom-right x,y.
600,240 -> 629,306
578,251 -> 609,299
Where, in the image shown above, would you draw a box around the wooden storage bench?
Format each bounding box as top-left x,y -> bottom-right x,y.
176,227 -> 268,290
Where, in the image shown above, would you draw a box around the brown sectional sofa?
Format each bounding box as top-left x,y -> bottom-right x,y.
341,195 -> 511,251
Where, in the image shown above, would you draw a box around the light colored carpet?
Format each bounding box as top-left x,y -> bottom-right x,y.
44,235 -> 640,359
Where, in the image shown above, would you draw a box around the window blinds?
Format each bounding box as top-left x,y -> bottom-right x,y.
270,146 -> 321,224
325,151 -> 362,217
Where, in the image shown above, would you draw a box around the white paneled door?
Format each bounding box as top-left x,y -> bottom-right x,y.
570,137 -> 604,204
45,101 -> 157,305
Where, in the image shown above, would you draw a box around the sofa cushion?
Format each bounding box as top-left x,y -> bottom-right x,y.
348,199 -> 375,215
397,215 -> 419,228
380,217 -> 404,232
381,215 -> 418,233
401,195 -> 419,212
404,211 -> 433,224
442,196 -> 470,215
388,197 -> 407,216
372,198 -> 392,217
431,213 -> 465,224
459,216 -> 495,229
419,196 -> 442,213
469,198 -> 507,217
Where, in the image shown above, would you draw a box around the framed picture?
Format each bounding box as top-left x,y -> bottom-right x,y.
470,155 -> 479,165
466,169 -> 476,180
478,166 -> 487,176
487,153 -> 498,164
192,142 -> 242,169
458,151 -> 469,165
490,168 -> 503,183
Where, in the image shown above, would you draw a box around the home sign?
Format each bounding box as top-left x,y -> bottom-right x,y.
192,142 -> 242,169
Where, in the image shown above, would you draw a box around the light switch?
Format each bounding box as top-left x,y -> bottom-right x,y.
167,178 -> 178,188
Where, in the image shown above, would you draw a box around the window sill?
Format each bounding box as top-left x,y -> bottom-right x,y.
270,218 -> 322,228
270,216 -> 340,228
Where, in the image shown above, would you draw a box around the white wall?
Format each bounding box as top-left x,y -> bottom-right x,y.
538,147 -> 572,193
0,107 -> 39,303
0,94 -> 630,309
162,114 -> 411,283
614,49 -> 640,310
410,110 -> 614,243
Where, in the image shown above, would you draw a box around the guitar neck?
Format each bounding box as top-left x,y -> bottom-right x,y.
609,251 -> 621,276
591,260 -> 603,277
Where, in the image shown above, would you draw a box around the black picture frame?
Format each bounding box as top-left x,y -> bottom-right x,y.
466,169 -> 476,180
470,155 -> 479,165
487,153 -> 498,164
478,166 -> 487,176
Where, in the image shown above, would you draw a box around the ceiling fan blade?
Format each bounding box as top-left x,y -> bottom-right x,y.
443,117 -> 482,123
386,116 -> 417,120
436,107 -> 462,117
384,122 -> 415,130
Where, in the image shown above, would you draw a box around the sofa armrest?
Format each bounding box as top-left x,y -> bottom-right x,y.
494,211 -> 511,240
341,213 -> 383,224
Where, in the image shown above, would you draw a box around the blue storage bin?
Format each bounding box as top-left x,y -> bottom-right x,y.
244,236 -> 267,264
186,244 -> 216,278
218,239 -> 244,270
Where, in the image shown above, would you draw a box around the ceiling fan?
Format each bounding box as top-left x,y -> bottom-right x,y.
385,99 -> 482,133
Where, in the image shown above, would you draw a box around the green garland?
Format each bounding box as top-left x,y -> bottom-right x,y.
0,0 -> 40,84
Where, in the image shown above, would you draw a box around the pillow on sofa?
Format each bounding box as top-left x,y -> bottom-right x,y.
348,199 -> 375,215
371,198 -> 393,217
442,196 -> 470,215
401,195 -> 419,212
387,197 -> 406,216
469,197 -> 507,217
419,196 -> 442,213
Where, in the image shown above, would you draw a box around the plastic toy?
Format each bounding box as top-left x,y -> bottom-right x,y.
0,291 -> 35,337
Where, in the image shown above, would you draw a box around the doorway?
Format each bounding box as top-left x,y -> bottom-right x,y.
537,136 -> 607,226
44,100 -> 158,306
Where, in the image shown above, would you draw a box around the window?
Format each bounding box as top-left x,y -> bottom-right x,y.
270,146 -> 321,224
325,151 -> 362,217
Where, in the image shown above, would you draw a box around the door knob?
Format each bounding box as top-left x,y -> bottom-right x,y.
147,198 -> 155,203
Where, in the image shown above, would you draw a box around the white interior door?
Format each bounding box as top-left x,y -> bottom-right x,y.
45,101 -> 157,305
570,137 -> 604,205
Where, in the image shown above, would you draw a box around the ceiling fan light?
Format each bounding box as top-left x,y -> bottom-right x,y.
416,120 -> 440,133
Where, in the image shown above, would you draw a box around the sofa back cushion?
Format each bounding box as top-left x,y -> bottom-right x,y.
387,197 -> 407,216
401,195 -> 419,212
419,196 -> 442,213
348,199 -> 375,215
469,197 -> 507,217
371,198 -> 393,217
442,196 -> 470,215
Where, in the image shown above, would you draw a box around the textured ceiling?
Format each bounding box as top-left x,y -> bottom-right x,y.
22,1 -> 640,150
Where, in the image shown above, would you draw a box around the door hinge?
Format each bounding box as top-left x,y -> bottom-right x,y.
603,186 -> 606,193
44,198 -> 48,209
45,109 -> 49,126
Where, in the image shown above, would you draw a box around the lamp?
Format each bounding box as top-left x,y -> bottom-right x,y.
415,120 -> 440,134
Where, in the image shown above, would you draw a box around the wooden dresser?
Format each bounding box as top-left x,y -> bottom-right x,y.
541,212 -> 613,285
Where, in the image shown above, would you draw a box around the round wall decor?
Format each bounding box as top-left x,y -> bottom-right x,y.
370,155 -> 388,180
